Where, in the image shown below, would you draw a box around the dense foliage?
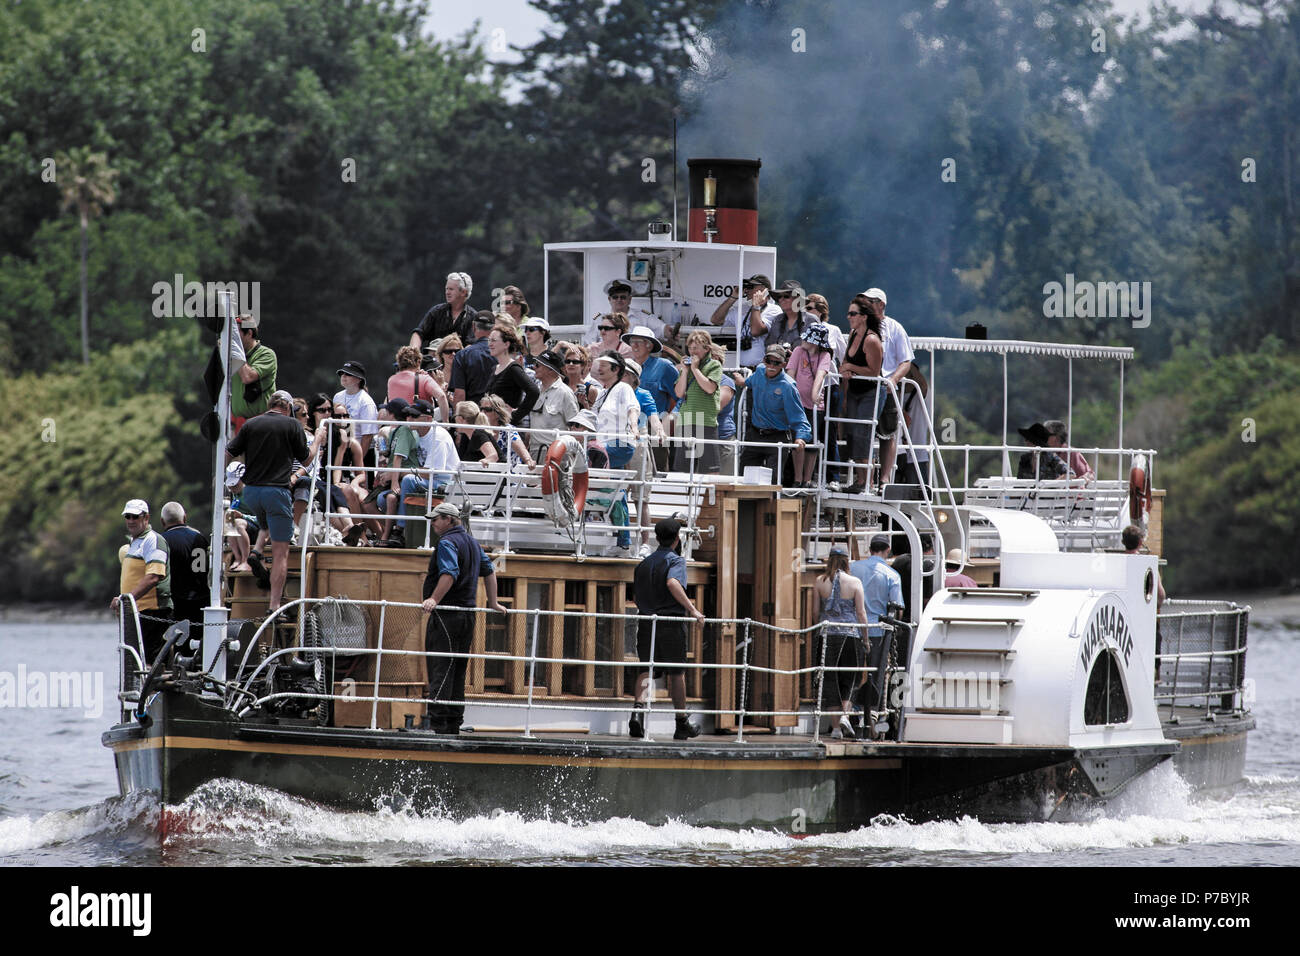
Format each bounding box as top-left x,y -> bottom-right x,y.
1,0 -> 1297,599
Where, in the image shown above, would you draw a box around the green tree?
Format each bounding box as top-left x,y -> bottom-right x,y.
55,148 -> 118,364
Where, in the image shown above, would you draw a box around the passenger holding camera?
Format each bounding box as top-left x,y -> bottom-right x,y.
672,330 -> 724,474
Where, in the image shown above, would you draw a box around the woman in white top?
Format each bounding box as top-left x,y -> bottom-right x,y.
591,350 -> 640,469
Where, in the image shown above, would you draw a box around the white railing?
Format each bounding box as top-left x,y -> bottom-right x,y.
221,598 -> 895,745
1155,599 -> 1251,719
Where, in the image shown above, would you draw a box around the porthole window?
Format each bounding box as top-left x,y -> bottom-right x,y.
1083,649 -> 1130,726
1143,568 -> 1155,604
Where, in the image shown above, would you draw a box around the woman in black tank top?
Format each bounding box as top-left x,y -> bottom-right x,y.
838,295 -> 883,493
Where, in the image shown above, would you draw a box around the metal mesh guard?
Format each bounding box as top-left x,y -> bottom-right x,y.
314,598 -> 369,655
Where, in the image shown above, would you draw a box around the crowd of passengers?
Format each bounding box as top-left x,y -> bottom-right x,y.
224,270 -> 1093,557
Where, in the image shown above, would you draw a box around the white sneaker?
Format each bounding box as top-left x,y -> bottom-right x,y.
638,543 -> 654,558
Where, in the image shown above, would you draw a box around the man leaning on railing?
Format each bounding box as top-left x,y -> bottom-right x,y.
420,503 -> 505,734
740,345 -> 811,486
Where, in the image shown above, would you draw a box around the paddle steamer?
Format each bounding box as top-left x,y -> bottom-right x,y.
105,160 -> 1253,832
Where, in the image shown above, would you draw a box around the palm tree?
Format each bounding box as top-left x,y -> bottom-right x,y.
56,148 -> 118,364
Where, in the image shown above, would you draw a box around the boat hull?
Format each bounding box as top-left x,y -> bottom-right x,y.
105,691 -> 1184,831
1164,716 -> 1254,791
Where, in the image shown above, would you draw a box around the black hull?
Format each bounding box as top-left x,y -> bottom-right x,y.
103,691 -> 1197,831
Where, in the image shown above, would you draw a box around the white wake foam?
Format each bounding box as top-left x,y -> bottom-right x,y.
0,791 -> 158,856
155,767 -> 1300,861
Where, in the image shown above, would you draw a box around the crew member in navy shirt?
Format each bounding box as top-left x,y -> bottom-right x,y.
628,518 -> 705,741
450,313 -> 497,406
420,502 -> 505,734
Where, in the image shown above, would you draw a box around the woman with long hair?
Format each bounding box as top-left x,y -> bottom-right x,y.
453,400 -> 499,464
481,393 -> 535,466
672,329 -> 724,473
501,285 -> 529,323
326,400 -> 381,537
289,398 -> 357,541
487,322 -> 540,425
838,294 -> 884,494
814,546 -> 869,739
430,335 -> 462,396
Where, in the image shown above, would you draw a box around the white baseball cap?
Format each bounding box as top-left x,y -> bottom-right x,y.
121,498 -> 149,516
861,287 -> 887,305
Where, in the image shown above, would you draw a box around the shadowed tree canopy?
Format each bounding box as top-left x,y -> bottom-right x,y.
1,0 -> 1299,598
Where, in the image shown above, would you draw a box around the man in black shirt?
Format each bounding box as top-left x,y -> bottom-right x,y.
226,390 -> 325,611
159,501 -> 210,627
409,271 -> 478,350
629,518 -> 706,740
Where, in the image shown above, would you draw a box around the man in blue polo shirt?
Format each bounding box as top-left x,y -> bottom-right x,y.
850,533 -> 904,730
420,503 -> 505,734
740,345 -> 811,486
450,313 -> 497,405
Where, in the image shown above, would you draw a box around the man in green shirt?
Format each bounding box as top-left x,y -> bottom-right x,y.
230,313 -> 277,429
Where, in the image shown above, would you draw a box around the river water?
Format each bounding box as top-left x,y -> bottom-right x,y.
2,598 -> 1298,868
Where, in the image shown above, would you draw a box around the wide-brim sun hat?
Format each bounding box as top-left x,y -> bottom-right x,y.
1018,422 -> 1051,446
621,325 -> 662,352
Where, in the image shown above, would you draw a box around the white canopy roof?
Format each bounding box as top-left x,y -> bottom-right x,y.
911,337 -> 1133,362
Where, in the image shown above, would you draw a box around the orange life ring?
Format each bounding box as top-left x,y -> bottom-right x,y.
542,440 -> 588,522
1128,462 -> 1151,522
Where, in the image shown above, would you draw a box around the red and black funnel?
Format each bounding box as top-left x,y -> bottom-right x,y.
687,158 -> 761,245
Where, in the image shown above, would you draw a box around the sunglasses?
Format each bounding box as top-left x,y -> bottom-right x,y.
503,300 -> 517,306
314,405 -> 330,413
295,410 -> 308,417
609,293 -> 631,300
441,348 -> 460,356
123,513 -> 144,520
775,292 -> 793,300
598,325 -> 617,333
564,359 -> 583,366
847,310 -> 863,317
334,411 -> 349,418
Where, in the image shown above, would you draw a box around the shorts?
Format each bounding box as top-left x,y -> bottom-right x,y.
606,442 -> 635,469
241,484 -> 294,543
875,382 -> 900,436
636,618 -> 688,676
293,482 -> 348,513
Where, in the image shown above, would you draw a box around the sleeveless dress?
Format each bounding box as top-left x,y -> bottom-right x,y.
819,572 -> 862,703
